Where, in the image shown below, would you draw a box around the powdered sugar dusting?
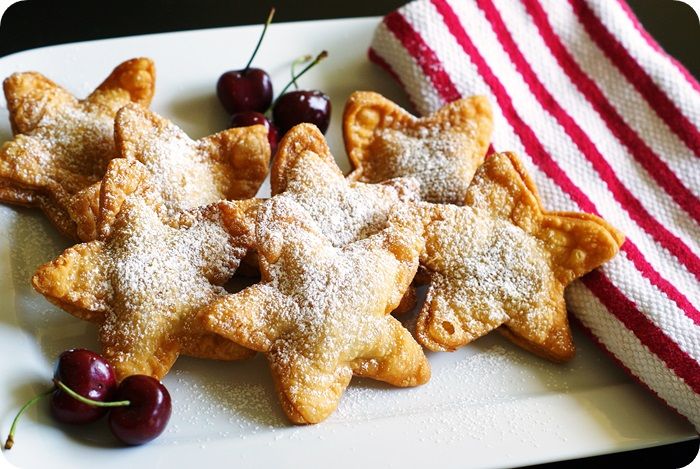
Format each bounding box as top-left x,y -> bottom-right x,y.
130,123 -> 224,219
259,196 -> 416,357
168,364 -> 282,437
367,127 -> 480,205
423,203 -> 553,337
335,344 -> 535,420
284,150 -> 419,247
5,105 -> 115,195
100,198 -> 245,368
247,196 -> 423,412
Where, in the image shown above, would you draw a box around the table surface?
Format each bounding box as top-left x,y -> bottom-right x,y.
0,1 -> 698,468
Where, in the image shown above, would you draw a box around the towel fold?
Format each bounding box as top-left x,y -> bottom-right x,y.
369,0 -> 700,430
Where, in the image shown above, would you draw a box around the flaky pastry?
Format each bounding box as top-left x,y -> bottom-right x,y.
268,123 -> 421,312
201,196 -> 430,424
416,152 -> 624,362
0,58 -> 156,240
32,172 -> 259,380
87,104 -> 270,238
116,105 -> 269,208
272,123 -> 420,247
343,91 -> 492,204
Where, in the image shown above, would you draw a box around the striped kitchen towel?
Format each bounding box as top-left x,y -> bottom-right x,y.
369,0 -> 700,430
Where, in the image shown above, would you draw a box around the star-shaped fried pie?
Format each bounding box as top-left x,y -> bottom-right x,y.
115,104 -> 270,214
271,123 -> 419,247
0,58 -> 156,240
70,104 -> 271,241
80,104 -> 270,240
416,152 -> 624,362
343,91 -> 493,205
32,192 -> 259,381
269,123 -> 421,313
201,196 -> 430,424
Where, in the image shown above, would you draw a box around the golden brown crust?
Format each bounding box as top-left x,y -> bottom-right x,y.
0,58 -> 156,241
271,123 -> 335,195
392,285 -> 417,315
32,180 -> 259,380
3,72 -> 75,135
199,124 -> 270,200
343,91 -> 493,204
66,182 -> 102,241
103,104 -> 270,236
179,330 -> 256,361
0,179 -> 80,239
474,152 -> 624,286
97,158 -> 154,239
201,196 -> 430,424
496,320 -> 573,364
0,178 -> 38,206
268,123 -> 421,249
89,57 -> 156,108
416,152 -> 624,362
32,242 -> 110,322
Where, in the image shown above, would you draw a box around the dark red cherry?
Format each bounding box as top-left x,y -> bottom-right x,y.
217,69 -> 273,114
230,111 -> 279,155
108,375 -> 171,446
272,90 -> 332,136
50,349 -> 117,424
216,8 -> 275,114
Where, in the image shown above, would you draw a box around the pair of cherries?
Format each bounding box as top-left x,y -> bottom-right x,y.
216,8 -> 331,154
4,349 -> 171,449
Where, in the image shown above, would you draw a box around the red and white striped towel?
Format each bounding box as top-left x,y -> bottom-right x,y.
369,0 -> 700,430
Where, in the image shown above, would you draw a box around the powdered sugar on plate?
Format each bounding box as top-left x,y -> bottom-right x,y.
161,337 -> 575,446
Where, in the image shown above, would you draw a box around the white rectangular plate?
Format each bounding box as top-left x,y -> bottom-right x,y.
0,17 -> 695,469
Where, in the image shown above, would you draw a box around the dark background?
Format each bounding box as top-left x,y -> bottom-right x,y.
1,0 -> 699,80
0,0 -> 698,467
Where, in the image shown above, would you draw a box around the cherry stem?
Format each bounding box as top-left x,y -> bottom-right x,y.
4,388 -> 53,450
53,380 -> 130,408
274,50 -> 329,103
244,7 -> 275,72
291,55 -> 312,90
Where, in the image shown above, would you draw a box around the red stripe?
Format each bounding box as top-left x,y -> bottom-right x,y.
380,0 -> 700,329
368,47 -> 403,86
583,270 -> 700,394
475,0 -> 700,282
367,47 -> 421,114
428,0 -> 700,384
616,0 -> 700,94
383,11 -> 462,104
570,315 -> 694,424
621,243 -> 700,327
570,0 -> 700,158
522,0 -> 700,226
430,0 -> 700,328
